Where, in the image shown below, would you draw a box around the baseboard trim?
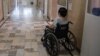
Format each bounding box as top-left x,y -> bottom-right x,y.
0,17 -> 4,22
0,16 -> 9,28
76,47 -> 81,54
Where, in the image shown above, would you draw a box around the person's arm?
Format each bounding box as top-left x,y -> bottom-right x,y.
46,18 -> 58,28
47,21 -> 55,28
53,18 -> 58,28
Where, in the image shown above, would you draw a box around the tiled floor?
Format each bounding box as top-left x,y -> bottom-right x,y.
0,2 -> 79,56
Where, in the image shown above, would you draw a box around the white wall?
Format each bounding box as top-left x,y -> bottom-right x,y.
81,0 -> 100,56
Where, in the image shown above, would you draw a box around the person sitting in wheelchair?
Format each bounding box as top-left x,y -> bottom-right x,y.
42,7 -> 77,56
46,7 -> 69,39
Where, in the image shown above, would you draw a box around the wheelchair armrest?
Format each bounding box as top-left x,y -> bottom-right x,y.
45,26 -> 55,33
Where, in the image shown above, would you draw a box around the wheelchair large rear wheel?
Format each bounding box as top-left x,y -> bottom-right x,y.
65,31 -> 77,51
45,33 -> 60,56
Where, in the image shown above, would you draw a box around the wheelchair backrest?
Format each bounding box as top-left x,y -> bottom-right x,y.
55,23 -> 69,38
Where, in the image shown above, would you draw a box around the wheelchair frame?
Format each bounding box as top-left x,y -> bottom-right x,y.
41,21 -> 77,56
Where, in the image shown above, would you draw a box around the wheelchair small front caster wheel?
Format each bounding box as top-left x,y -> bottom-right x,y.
41,36 -> 45,42
41,38 -> 44,42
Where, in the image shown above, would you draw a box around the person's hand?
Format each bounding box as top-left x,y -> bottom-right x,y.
47,21 -> 53,25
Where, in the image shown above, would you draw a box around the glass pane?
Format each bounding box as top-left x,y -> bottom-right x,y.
58,0 -> 66,6
87,0 -> 100,16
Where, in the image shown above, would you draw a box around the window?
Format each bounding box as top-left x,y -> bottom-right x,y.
87,0 -> 100,16
58,0 -> 66,6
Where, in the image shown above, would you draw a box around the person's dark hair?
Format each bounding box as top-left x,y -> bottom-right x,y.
58,7 -> 68,17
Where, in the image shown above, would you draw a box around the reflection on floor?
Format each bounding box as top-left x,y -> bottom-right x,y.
0,5 -> 79,56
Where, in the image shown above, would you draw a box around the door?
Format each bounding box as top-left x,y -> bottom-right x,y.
3,0 -> 9,19
47,0 -> 49,19
0,0 -> 3,21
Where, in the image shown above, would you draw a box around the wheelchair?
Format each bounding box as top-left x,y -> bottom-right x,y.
41,21 -> 77,56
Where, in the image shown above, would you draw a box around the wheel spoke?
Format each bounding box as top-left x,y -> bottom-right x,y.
45,33 -> 59,56
65,31 -> 77,51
